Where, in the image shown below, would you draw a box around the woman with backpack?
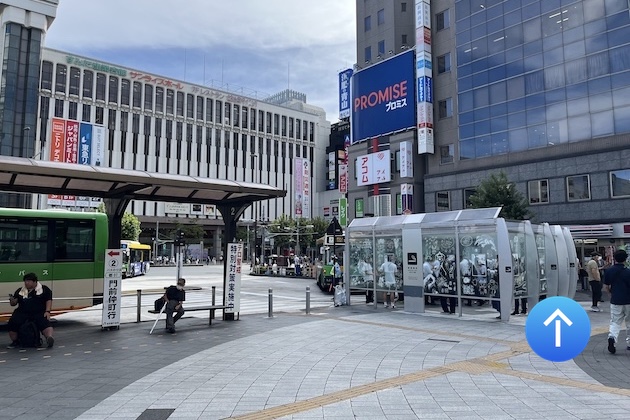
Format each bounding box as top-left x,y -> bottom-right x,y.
6,272 -> 55,349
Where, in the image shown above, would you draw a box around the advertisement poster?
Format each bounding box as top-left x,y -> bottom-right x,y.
356,150 -> 391,186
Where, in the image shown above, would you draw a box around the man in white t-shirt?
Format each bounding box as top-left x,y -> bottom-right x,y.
379,254 -> 398,308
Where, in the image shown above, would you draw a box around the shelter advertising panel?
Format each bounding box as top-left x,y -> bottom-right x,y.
351,50 -> 415,144
356,150 -> 392,186
349,235 -> 374,289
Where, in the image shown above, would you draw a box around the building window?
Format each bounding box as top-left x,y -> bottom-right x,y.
528,179 -> 549,204
55,64 -> 67,93
206,98 -> 213,122
438,98 -> 453,119
197,96 -> 204,120
436,9 -> 450,31
82,70 -> 93,98
95,73 -> 106,101
41,61 -> 53,90
96,106 -> 104,125
567,175 -> 591,201
69,67 -> 80,95
401,2 -> 407,12
144,85 -> 153,110
365,46 -> 372,63
108,76 -> 118,103
610,170 -> 630,198
121,79 -> 130,106
81,104 -> 90,122
364,15 -> 371,32
53,99 -> 64,118
402,34 -> 408,46
440,144 -> 454,164
437,53 -> 451,74
155,87 -> 164,113
68,101 -> 78,120
378,40 -> 385,56
377,9 -> 385,25
176,91 -> 184,116
166,89 -> 174,114
463,188 -> 476,208
187,94 -> 195,119
436,191 -> 451,212
133,82 -> 143,108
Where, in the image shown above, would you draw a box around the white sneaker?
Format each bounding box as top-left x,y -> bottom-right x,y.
383,304 -> 389,308
591,306 -> 601,312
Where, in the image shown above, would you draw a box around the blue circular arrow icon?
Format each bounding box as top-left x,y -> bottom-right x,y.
525,296 -> 591,362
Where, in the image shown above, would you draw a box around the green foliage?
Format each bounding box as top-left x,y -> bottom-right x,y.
469,171 -> 533,221
172,223 -> 205,243
121,212 -> 141,240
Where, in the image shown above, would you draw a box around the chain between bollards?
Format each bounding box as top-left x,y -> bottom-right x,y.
306,286 -> 310,315
268,288 -> 273,318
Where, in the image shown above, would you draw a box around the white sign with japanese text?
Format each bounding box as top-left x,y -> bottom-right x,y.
225,243 -> 243,313
102,249 -> 123,328
356,150 -> 391,187
400,141 -> 414,178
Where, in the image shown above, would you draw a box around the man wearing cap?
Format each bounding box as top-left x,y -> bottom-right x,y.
603,249 -> 630,354
587,252 -> 602,312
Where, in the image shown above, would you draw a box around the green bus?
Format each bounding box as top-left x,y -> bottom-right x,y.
0,208 -> 108,319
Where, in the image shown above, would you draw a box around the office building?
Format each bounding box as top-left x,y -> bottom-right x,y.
350,0 -> 630,258
0,1 -> 331,258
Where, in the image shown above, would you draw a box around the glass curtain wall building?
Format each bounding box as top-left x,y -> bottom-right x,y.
353,1 -> 630,261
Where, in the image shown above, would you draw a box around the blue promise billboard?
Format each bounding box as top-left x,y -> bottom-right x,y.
351,50 -> 415,144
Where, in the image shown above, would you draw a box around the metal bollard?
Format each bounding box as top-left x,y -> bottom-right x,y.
268,288 -> 273,318
211,286 -> 216,319
137,289 -> 142,323
306,286 -> 311,315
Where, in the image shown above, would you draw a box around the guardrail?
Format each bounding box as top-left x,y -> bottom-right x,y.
1,286 -> 323,324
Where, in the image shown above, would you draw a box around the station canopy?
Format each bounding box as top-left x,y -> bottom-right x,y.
0,155 -> 284,205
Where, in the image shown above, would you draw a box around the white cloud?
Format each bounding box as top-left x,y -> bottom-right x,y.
45,0 -> 356,121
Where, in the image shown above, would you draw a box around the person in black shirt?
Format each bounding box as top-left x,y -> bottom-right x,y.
164,278 -> 186,333
7,273 -> 55,348
603,250 -> 630,354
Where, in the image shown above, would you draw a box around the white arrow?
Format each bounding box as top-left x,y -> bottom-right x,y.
543,309 -> 573,347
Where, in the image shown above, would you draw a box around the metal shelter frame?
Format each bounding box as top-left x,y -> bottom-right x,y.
0,155 -> 286,318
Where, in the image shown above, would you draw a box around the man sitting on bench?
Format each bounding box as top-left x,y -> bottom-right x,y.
164,278 -> 185,333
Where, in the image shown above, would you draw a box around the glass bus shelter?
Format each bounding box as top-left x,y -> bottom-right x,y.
345,207 -> 577,321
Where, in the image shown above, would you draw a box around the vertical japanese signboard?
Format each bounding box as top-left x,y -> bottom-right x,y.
48,118 -> 66,205
294,158 -> 303,217
400,141 -> 414,178
225,243 -> 243,313
402,183 -> 414,214
416,0 -> 435,154
338,68 -> 353,119
47,118 -> 105,207
339,197 -> 348,227
302,159 -> 311,219
339,164 -> 348,194
102,249 -> 123,329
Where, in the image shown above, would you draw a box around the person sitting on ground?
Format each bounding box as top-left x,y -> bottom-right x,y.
164,278 -> 186,333
7,272 -> 55,348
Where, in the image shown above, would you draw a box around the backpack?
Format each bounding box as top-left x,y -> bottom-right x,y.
154,297 -> 166,312
18,320 -> 42,348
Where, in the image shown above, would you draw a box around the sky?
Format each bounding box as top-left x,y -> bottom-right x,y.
45,0 -> 357,123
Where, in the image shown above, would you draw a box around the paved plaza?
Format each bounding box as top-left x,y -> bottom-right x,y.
1,288 -> 629,419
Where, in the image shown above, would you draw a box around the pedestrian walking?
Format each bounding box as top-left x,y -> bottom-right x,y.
587,252 -> 603,312
603,249 -> 630,354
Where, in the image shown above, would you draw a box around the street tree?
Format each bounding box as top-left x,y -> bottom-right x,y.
469,171 -> 532,220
